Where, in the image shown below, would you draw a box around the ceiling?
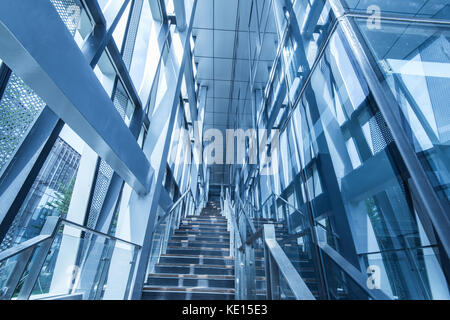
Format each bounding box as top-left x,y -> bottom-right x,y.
192,0 -> 278,185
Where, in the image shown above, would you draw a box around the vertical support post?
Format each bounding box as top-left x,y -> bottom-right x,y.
15,216 -> 60,300
92,238 -> 117,300
263,224 -> 280,299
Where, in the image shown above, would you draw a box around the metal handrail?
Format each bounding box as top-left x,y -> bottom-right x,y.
227,193 -> 316,299
264,238 -> 316,300
245,224 -> 316,300
274,194 -> 308,219
60,219 -> 141,248
224,197 -> 244,248
239,226 -> 263,250
0,235 -> 52,263
237,196 -> 257,234
153,188 -> 193,230
319,243 -> 392,300
316,220 -> 340,240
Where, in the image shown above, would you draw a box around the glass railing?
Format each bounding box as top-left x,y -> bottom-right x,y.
318,242 -> 392,300
248,193 -> 394,300
147,189 -> 196,275
359,246 -> 450,300
223,194 -> 315,300
259,193 -> 325,297
0,217 -> 141,300
320,251 -> 373,300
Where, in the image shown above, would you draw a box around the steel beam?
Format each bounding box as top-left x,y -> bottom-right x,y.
173,0 -> 187,31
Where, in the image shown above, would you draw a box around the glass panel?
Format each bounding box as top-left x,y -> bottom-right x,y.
356,19 -> 450,210
343,0 -> 450,19
129,0 -> 163,103
113,1 -> 132,50
97,0 -> 126,28
293,25 -> 449,299
282,0 -> 335,103
0,135 -> 81,250
321,253 -> 371,300
0,245 -> 37,299
360,246 -> 450,300
278,272 -> 296,299
94,51 -> 118,97
28,222 -> 139,300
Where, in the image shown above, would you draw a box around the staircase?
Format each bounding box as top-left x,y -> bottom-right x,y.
142,201 -> 235,300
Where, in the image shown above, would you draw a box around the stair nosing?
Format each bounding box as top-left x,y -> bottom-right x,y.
161,253 -> 234,259
155,263 -> 234,269
142,286 -> 235,294
148,273 -> 235,280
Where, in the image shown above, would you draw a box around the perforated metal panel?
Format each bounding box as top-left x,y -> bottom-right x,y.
122,0 -> 144,69
86,160 -> 114,228
369,111 -> 394,154
50,0 -> 82,36
0,73 -> 46,174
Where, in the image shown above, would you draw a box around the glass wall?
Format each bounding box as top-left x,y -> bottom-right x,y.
356,18 -> 450,212
248,0 -> 449,300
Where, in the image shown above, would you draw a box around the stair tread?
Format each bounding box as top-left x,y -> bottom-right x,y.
167,246 -> 229,251
148,273 -> 235,280
169,240 -> 229,244
143,286 -> 235,294
161,253 -> 234,259
156,263 -> 234,269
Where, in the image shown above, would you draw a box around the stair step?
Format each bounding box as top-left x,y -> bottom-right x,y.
174,230 -> 230,237
170,235 -> 230,242
159,255 -> 234,266
168,240 -> 229,249
149,272 -> 234,279
156,263 -> 234,269
181,224 -> 228,229
185,217 -> 227,221
179,224 -> 228,230
154,264 -> 235,276
182,221 -> 228,226
142,286 -> 235,300
142,200 -> 234,300
143,286 -> 234,294
197,215 -> 224,219
147,274 -> 235,288
166,247 -> 230,257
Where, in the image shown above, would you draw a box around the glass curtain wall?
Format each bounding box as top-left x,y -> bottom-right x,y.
247,0 -> 449,300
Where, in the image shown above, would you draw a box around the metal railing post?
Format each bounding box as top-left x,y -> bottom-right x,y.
15,216 -> 60,300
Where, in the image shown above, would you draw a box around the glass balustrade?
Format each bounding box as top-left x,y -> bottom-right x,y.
0,219 -> 140,300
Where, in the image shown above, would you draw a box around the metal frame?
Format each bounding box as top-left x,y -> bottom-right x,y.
0,0 -> 151,194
